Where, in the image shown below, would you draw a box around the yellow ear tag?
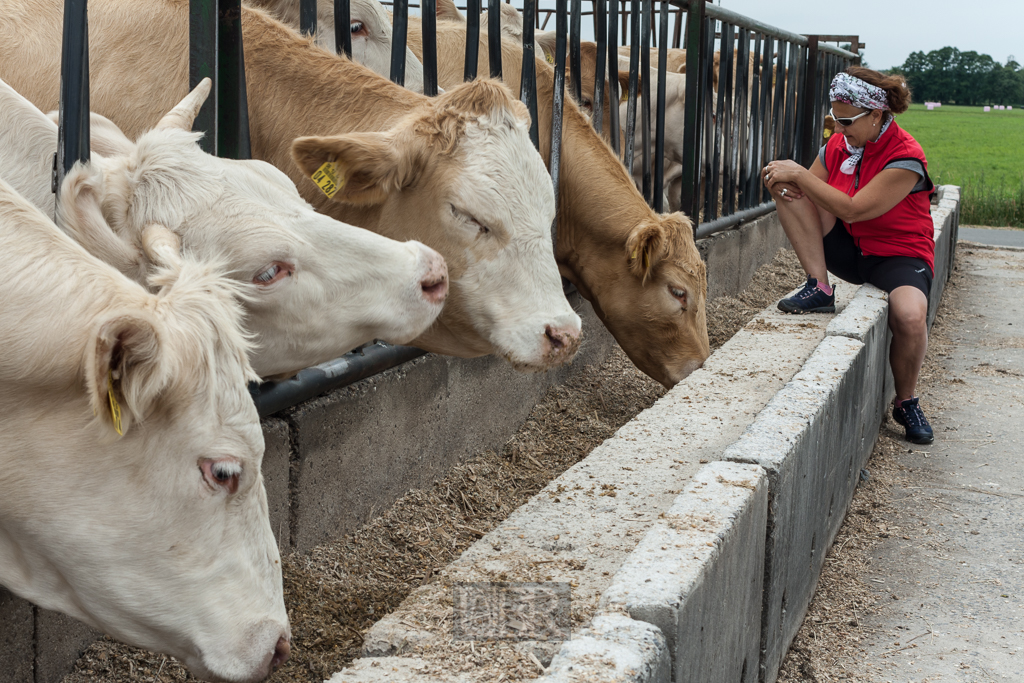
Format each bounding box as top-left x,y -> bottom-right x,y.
643,249 -> 650,271
311,161 -> 342,199
545,52 -> 554,65
631,248 -> 639,260
620,89 -> 628,103
107,370 -> 123,436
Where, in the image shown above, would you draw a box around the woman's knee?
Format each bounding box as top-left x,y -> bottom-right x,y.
889,295 -> 928,335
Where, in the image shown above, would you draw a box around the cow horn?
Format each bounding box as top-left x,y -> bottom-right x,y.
157,78 -> 212,131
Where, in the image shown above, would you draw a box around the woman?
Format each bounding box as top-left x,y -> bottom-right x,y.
762,66 -> 935,445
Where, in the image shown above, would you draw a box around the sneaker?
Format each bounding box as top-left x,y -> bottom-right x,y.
777,277 -> 836,314
892,397 -> 934,445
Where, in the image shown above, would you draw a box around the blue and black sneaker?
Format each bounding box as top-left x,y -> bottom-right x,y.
777,277 -> 836,314
892,397 -> 934,445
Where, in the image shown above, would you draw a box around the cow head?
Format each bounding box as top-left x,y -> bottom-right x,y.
292,78 -> 582,371
54,80 -> 448,379
0,178 -> 289,682
574,211 -> 709,388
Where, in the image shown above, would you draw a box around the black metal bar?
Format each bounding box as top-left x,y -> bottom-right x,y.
549,0 -> 567,233
57,0 -> 90,197
334,0 -> 352,56
607,0 -> 620,156
390,0 -> 408,85
520,0 -> 540,148
569,0 -> 582,103
639,0 -> 652,204
422,0 -> 438,95
622,0 -> 640,175
592,0 -> 607,136
251,345 -> 427,418
652,0 -> 668,213
782,40 -> 799,159
464,0 -> 480,80
189,0 -> 217,155
679,0 -> 705,224
735,28 -> 750,210
745,32 -> 761,207
791,43 -> 806,162
720,21 -> 735,216
695,201 -> 775,239
487,0 -> 502,78
708,18 -> 724,221
672,6 -> 682,49
217,0 -> 250,159
797,36 -> 818,166
770,41 -> 787,166
757,35 -> 773,203
300,0 -> 317,35
700,15 -> 714,219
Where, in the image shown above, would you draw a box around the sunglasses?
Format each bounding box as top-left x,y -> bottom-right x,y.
829,107 -> 870,127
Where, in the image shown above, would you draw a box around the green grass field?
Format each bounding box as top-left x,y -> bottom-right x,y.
896,103 -> 1024,227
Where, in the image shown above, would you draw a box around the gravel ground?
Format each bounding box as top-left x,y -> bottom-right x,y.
60,249 -> 804,683
776,246 -> 972,682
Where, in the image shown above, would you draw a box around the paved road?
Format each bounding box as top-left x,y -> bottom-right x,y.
960,226 -> 1024,249
843,246 -> 1024,681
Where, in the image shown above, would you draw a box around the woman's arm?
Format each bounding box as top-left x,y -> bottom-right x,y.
765,158 -> 919,223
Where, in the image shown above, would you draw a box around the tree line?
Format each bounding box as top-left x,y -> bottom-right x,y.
890,47 -> 1024,106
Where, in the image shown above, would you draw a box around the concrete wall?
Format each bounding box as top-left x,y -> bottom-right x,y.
0,212 -> 791,683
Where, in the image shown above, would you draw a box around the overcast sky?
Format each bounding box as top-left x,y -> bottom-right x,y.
478,0 -> 1021,71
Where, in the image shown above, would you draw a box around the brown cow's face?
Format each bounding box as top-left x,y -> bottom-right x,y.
584,212 -> 710,388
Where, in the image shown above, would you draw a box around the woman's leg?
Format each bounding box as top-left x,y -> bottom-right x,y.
774,193 -> 837,285
888,285 -> 929,402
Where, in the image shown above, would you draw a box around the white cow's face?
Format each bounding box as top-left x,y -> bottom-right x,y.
0,221 -> 289,681
292,80 -> 583,370
80,125 -> 447,379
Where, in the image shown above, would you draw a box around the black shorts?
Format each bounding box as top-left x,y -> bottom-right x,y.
823,219 -> 932,298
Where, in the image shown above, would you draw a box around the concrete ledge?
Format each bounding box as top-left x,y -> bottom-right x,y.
599,462 -> 767,683
699,212 -> 791,302
543,614 -> 671,683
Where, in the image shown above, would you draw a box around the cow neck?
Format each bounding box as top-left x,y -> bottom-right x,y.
406,22 -> 655,301
241,7 -> 423,220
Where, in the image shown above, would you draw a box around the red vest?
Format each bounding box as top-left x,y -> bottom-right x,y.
824,121 -> 935,272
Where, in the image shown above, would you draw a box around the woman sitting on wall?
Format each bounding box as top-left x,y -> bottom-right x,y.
761,66 -> 936,445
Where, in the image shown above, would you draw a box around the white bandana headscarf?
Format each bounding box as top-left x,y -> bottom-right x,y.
830,72 -> 892,174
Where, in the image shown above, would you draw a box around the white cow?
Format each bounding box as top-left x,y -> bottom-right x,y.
0,77 -> 449,379
0,173 -> 289,682
248,0 -> 427,93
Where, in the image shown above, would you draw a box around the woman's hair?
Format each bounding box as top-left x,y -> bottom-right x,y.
845,66 -> 912,115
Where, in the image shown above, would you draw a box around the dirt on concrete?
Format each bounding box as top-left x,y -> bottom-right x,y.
777,245 -> 1024,681
60,250 -> 805,683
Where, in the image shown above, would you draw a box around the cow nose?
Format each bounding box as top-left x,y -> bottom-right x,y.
416,244 -> 449,305
544,324 -> 582,360
271,636 -> 290,671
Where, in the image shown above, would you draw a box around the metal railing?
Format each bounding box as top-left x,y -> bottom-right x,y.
55,0 -> 857,416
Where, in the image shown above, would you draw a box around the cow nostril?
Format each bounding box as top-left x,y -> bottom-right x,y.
271,637 -> 291,670
545,326 -> 565,350
420,274 -> 448,304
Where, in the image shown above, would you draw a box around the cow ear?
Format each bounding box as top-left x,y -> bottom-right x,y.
291,132 -> 422,205
56,163 -> 145,280
617,70 -> 633,101
436,0 -> 465,21
624,219 -> 668,284
534,31 -> 559,63
87,311 -> 164,437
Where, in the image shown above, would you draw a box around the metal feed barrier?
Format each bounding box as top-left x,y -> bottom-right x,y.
53,0 -> 856,417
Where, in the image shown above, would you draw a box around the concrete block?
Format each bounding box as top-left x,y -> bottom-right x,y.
543,614 -> 671,683
701,229 -> 743,301
261,417 -> 292,549
0,589 -> 34,683
699,212 -> 790,303
34,609 -> 101,683
285,297 -> 615,551
722,336 -> 874,683
600,462 -> 767,683
326,656 -> 469,682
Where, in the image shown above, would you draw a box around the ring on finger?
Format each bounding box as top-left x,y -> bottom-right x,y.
781,188 -> 788,196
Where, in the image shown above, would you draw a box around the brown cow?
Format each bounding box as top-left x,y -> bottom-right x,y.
410,21 -> 710,387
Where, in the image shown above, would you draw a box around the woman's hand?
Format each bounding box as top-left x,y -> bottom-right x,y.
768,181 -> 804,202
762,160 -> 806,191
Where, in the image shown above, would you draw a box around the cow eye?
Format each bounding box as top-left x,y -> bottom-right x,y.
201,458 -> 242,495
350,21 -> 365,35
253,261 -> 293,286
669,285 -> 688,310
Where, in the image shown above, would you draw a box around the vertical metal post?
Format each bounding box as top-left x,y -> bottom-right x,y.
334,0 -> 352,56
797,36 -> 819,167
190,0 -> 217,155
622,0 -> 640,175
782,41 -> 799,159
607,0 -> 620,156
299,0 -> 316,36
520,0 -> 540,148
735,29 -> 750,210
549,0 -> 568,237
592,0 -> 608,136
56,0 -> 90,198
652,0 -> 668,212
679,0 -> 705,225
487,0 -> 502,78
719,21 -> 735,216
770,41 -> 787,165
464,0 -> 480,80
422,0 -> 438,95
569,0 -> 581,103
757,36 -> 773,203
745,32 -> 761,206
217,0 -> 250,159
639,0 -> 652,205
390,0 -> 408,85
